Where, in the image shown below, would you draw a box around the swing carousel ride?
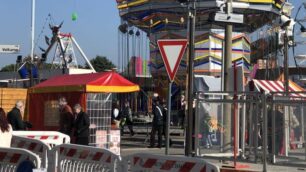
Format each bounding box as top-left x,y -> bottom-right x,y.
115,0 -> 285,90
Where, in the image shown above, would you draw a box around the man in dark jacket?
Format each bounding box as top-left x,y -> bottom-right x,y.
58,97 -> 74,136
120,101 -> 135,136
73,104 -> 90,145
149,99 -> 164,148
7,100 -> 26,130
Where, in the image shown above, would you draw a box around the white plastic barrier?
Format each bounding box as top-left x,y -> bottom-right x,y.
49,144 -> 121,172
121,153 -> 220,172
0,147 -> 41,171
13,131 -> 70,147
11,135 -> 51,169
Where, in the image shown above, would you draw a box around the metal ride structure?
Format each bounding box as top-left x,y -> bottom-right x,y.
116,0 -> 285,157
292,2 -> 306,82
116,0 -> 284,69
14,22 -> 96,87
40,23 -> 95,73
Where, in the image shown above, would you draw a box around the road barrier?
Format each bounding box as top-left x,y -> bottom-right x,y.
8,130 -> 221,171
49,143 -> 121,172
0,147 -> 41,171
11,135 -> 51,169
121,153 -> 220,172
13,131 -> 70,147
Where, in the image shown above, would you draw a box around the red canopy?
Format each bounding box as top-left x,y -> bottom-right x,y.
29,71 -> 140,93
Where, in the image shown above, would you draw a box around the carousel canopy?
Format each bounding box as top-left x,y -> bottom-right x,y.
29,71 -> 140,93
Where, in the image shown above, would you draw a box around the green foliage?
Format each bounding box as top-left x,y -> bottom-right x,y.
41,63 -> 53,69
86,56 -> 116,72
0,64 -> 16,72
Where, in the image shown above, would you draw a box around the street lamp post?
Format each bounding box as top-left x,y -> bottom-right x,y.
223,0 -> 233,155
30,0 -> 35,86
185,0 -> 196,156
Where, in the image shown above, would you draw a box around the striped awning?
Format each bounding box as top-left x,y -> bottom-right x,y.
253,79 -> 306,97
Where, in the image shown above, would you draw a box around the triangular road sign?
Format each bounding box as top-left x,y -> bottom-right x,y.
157,39 -> 188,82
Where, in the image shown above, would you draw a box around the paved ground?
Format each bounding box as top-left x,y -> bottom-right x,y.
120,126 -> 306,172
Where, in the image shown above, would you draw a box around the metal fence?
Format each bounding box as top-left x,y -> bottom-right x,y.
0,147 -> 41,171
121,153 -> 220,172
11,135 -> 51,169
86,93 -> 112,148
49,144 -> 121,172
194,91 -> 306,169
2,137 -> 222,172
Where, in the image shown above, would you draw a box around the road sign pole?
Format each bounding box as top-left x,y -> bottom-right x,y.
157,38 -> 187,155
166,81 -> 172,155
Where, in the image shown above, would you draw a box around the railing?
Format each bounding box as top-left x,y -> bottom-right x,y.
0,147 -> 41,171
13,131 -> 70,148
195,91 -> 306,170
121,153 -> 220,172
11,135 -> 51,169
49,144 -> 121,172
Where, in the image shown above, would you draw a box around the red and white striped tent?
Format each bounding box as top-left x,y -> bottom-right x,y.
253,79 -> 306,97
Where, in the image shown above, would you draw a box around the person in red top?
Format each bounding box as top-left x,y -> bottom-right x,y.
58,97 -> 73,136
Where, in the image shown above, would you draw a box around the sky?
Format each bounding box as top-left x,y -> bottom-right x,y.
0,1 -> 305,69
0,0 -> 120,68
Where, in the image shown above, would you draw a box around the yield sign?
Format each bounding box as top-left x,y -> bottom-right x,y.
157,39 -> 188,82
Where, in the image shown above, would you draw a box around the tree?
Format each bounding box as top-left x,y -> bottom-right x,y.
1,64 -> 16,72
86,56 -> 116,72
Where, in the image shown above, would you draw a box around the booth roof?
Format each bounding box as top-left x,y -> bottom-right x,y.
253,79 -> 305,97
30,71 -> 140,93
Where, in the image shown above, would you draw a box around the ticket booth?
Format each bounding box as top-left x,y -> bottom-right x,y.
28,71 -> 139,155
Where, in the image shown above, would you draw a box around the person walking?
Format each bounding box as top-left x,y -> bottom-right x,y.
178,95 -> 186,128
7,100 -> 26,130
120,101 -> 135,136
58,97 -> 74,136
204,115 -> 214,149
149,99 -> 164,148
73,104 -> 90,145
111,100 -> 120,129
0,108 -> 12,147
161,99 -> 172,146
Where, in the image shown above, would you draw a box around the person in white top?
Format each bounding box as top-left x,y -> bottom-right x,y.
0,108 -> 13,147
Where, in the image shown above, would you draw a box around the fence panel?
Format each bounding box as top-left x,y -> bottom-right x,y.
268,93 -> 306,165
49,143 -> 121,172
0,147 -> 41,171
13,131 -> 70,147
11,135 -> 51,169
194,91 -> 306,169
121,153 -> 219,172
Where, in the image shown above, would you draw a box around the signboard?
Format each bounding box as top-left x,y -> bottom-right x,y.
157,39 -> 188,82
44,100 -> 60,126
96,130 -> 107,148
0,45 -> 20,53
214,12 -> 244,24
109,130 -> 120,155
